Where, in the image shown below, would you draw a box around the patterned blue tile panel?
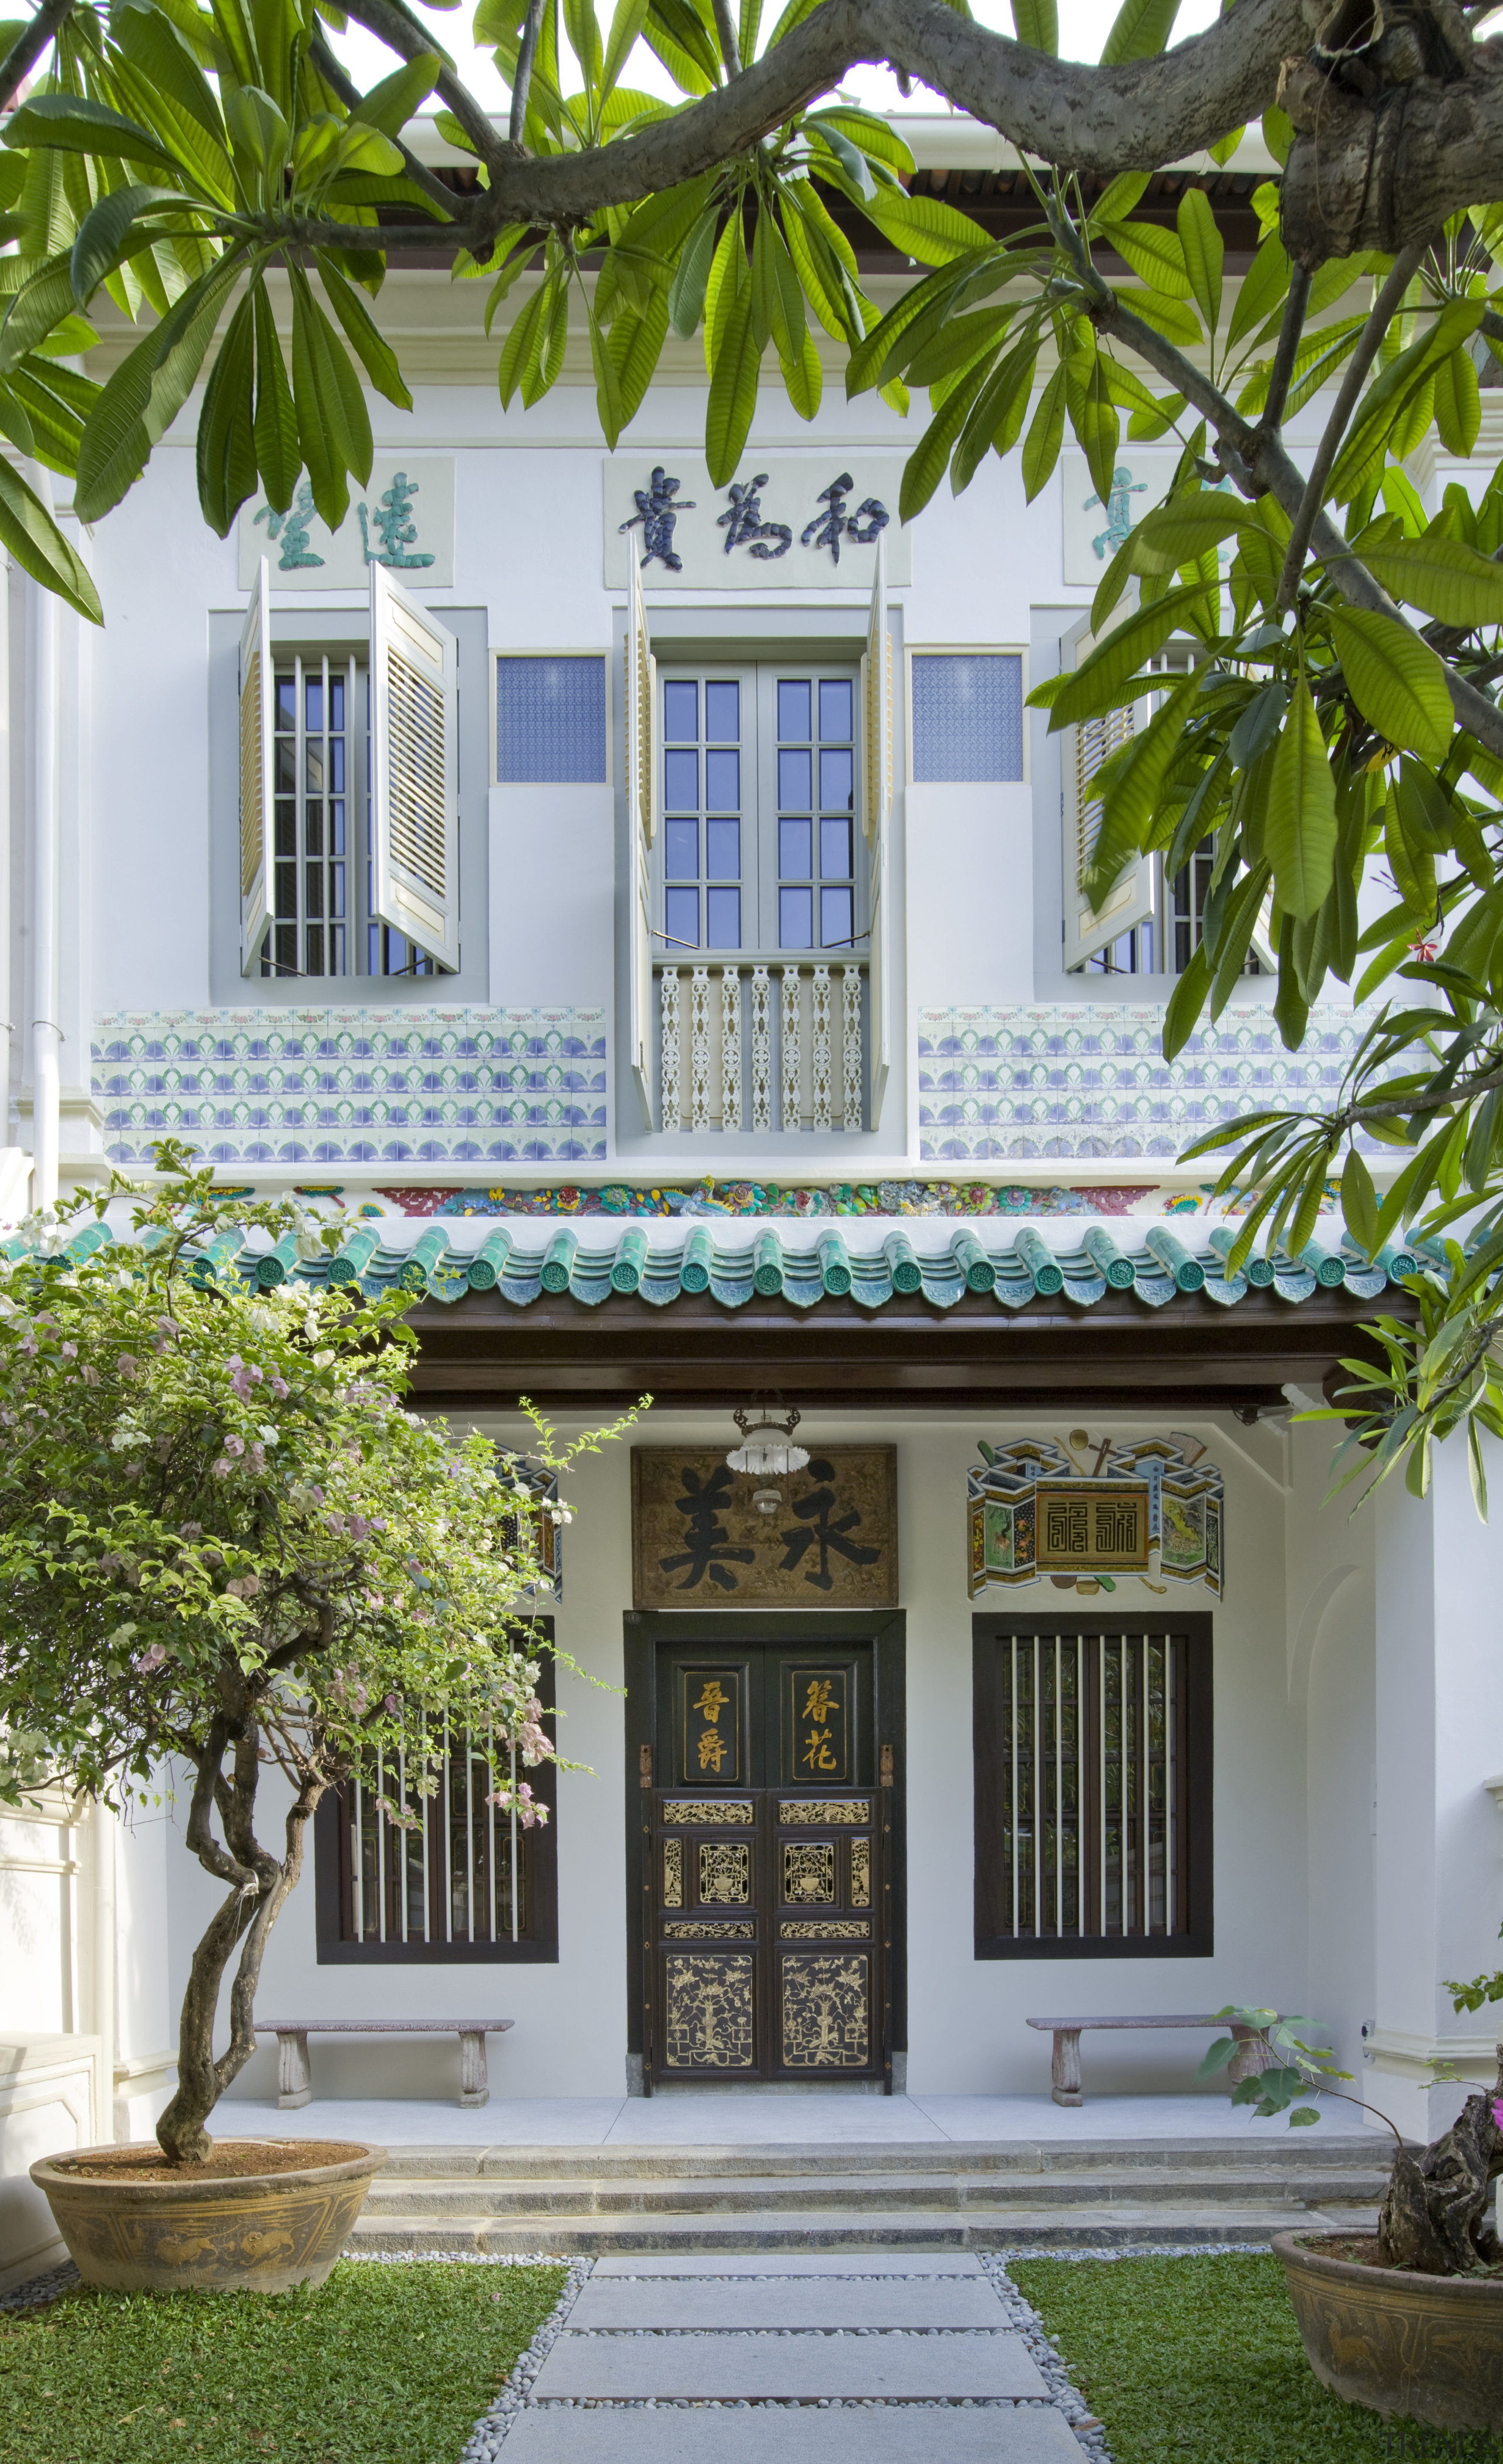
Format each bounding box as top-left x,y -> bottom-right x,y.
57,1214 -> 1427,1312
910,652 -> 1025,783
496,655 -> 608,783
917,1002 -> 1376,1163
93,1007 -> 607,1169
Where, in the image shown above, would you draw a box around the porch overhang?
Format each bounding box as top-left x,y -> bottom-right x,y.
405,1280 -> 1415,1418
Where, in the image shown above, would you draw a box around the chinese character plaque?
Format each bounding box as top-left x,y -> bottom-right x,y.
967,1433 -> 1224,1598
633,1447 -> 897,1611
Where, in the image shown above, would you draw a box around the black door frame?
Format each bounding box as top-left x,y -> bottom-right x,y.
624,1608 -> 906,2088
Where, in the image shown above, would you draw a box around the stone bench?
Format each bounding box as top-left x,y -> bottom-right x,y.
255,2020 -> 514,2110
1026,2012 -> 1277,2108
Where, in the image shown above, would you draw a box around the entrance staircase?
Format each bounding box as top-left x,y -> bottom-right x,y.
351,2135 -> 1388,2256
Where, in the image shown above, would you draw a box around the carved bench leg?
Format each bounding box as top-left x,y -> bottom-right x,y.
277,2031 -> 312,2109
459,2030 -> 489,2108
1051,2028 -> 1084,2107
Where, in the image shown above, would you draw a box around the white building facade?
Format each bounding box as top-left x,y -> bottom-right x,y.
2,112 -> 1501,2287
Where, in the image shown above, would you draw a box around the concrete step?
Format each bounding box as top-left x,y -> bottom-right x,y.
363,2164 -> 1391,2221
347,2199 -> 1381,2257
374,2135 -> 1386,2182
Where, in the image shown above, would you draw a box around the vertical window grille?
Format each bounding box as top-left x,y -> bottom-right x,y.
973,1619 -> 1211,1957
663,674 -> 743,952
265,655 -> 354,980
341,1721 -> 529,1948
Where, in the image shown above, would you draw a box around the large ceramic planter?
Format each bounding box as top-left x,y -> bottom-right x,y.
31,2140 -> 386,2294
1273,2230 -> 1503,2433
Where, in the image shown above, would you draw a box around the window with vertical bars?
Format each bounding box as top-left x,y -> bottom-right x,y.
972,1617 -> 1212,1959
313,1630 -> 558,1964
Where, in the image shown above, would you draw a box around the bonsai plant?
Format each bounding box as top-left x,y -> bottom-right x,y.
0,1153 -> 634,2281
1201,2008 -> 1503,2430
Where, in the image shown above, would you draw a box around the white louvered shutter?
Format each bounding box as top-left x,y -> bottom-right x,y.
1060,614 -> 1154,971
239,556 -> 274,972
624,551 -> 656,1124
862,534 -> 892,1122
369,560 -> 460,970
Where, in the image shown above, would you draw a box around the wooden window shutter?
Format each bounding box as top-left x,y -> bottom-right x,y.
239,556 -> 274,974
1059,614 -> 1154,970
862,535 -> 893,1122
369,561 -> 460,970
624,552 -> 655,1126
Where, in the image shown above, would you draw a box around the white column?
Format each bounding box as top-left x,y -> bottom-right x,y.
1369,1439 -> 1503,2140
28,548 -> 58,1211
86,1799 -> 116,2144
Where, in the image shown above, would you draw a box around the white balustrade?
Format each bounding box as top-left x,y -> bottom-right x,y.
655,961 -> 867,1134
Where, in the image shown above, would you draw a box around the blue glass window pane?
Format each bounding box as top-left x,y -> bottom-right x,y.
305,676 -> 323,732
780,886 -> 813,948
665,886 -> 699,948
780,817 -> 811,876
779,748 -> 811,810
910,652 -> 1025,783
705,749 -> 740,810
665,748 -> 699,809
329,739 -> 345,792
820,748 -> 852,812
821,818 -> 852,878
496,655 -> 608,783
663,679 -> 698,740
821,886 -> 854,948
705,680 -> 739,739
706,886 -> 741,947
819,679 -> 852,740
706,817 -> 740,877
329,674 -> 345,730
665,818 -> 699,879
778,679 -> 811,740
275,676 -> 296,729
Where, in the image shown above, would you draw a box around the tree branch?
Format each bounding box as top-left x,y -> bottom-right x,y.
0,0 -> 75,119
1258,263 -> 1312,437
1275,241 -> 1429,616
509,0 -> 545,148
306,33 -> 459,218
336,0 -> 516,176
710,0 -> 743,78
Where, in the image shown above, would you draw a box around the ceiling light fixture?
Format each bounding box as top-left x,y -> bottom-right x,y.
727,1404 -> 809,1481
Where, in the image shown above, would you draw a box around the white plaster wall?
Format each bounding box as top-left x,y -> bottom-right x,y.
199,1403 -> 1332,2107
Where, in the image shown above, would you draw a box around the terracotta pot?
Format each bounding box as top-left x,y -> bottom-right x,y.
1273,2230 -> 1503,2433
31,2139 -> 386,2295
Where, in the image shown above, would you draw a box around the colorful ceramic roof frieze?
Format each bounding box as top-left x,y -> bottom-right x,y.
379,1180 -> 1160,1219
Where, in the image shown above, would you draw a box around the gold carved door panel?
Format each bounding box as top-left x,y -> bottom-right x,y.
645,1640 -> 887,2086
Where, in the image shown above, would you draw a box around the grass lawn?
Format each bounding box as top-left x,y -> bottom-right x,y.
1011,2253 -> 1409,2464
0,2256 -> 566,2464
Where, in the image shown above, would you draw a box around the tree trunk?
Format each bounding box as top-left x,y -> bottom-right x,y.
1377,2056 -> 1503,2273
154,1712 -> 322,2163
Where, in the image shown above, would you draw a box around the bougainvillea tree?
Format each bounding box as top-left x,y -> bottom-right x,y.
0,1154 -> 635,2162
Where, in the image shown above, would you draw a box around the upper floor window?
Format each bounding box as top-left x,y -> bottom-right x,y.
911,652 -> 1025,783
1061,627 -> 1267,982
240,559 -> 459,981
656,664 -> 863,958
496,654 -> 607,783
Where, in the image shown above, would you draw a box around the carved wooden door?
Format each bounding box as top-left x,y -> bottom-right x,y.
642,1637 -> 889,2089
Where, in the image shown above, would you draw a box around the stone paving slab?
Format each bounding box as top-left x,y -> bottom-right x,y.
530,2331 -> 1048,2401
569,2280 -> 1006,2330
498,2408 -> 1084,2462
590,2254 -> 986,2276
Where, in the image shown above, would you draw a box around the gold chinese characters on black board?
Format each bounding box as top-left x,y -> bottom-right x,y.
632,1448 -> 898,1611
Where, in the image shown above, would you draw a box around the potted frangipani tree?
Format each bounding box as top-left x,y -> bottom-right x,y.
0,1153 -> 636,2293
1202,2009 -> 1503,2431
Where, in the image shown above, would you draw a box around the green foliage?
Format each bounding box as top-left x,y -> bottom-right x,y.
0,2259 -> 567,2463
1194,2008 -> 1359,2131
1009,2254 -> 1416,2463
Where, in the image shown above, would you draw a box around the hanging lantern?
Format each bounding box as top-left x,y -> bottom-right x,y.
726,1404 -> 808,1481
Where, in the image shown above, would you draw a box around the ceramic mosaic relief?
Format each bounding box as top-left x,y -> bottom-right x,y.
93,1008 -> 606,1168
918,1003 -> 1374,1164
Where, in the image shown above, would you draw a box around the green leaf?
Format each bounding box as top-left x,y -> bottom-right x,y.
251,280 -> 300,514
1360,532 -> 1503,631
315,253 -> 412,410
1098,217 -> 1191,299
288,263 -> 372,525
1328,606 -> 1453,765
1226,230 -> 1292,354
1010,0 -> 1057,50
1100,0 -> 1180,59
1341,1146 -> 1380,1256
0,456 -> 102,623
195,290 -> 257,537
600,0 -> 651,95
69,187 -> 186,309
667,206 -> 719,340
1162,938 -> 1211,1060
1087,173 -> 1150,233
1266,679 -> 1337,921
777,327 -> 822,420
952,327 -> 1040,492
3,93 -> 184,178
1020,362 -> 1066,503
0,252 -> 85,374
75,252 -> 245,524
1065,334 -> 1118,509
1112,285 -> 1201,346
1127,487 -> 1258,572
1434,346 -> 1481,458
857,186 -> 990,268
900,356 -> 991,521
1177,186 -> 1222,338
1044,579 -> 1220,729
605,284 -> 670,425
349,53 -> 442,137
587,301 -> 626,448
704,281 -> 761,487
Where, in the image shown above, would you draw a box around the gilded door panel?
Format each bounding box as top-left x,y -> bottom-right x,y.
664,1952 -> 756,2069
780,1951 -> 871,2068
